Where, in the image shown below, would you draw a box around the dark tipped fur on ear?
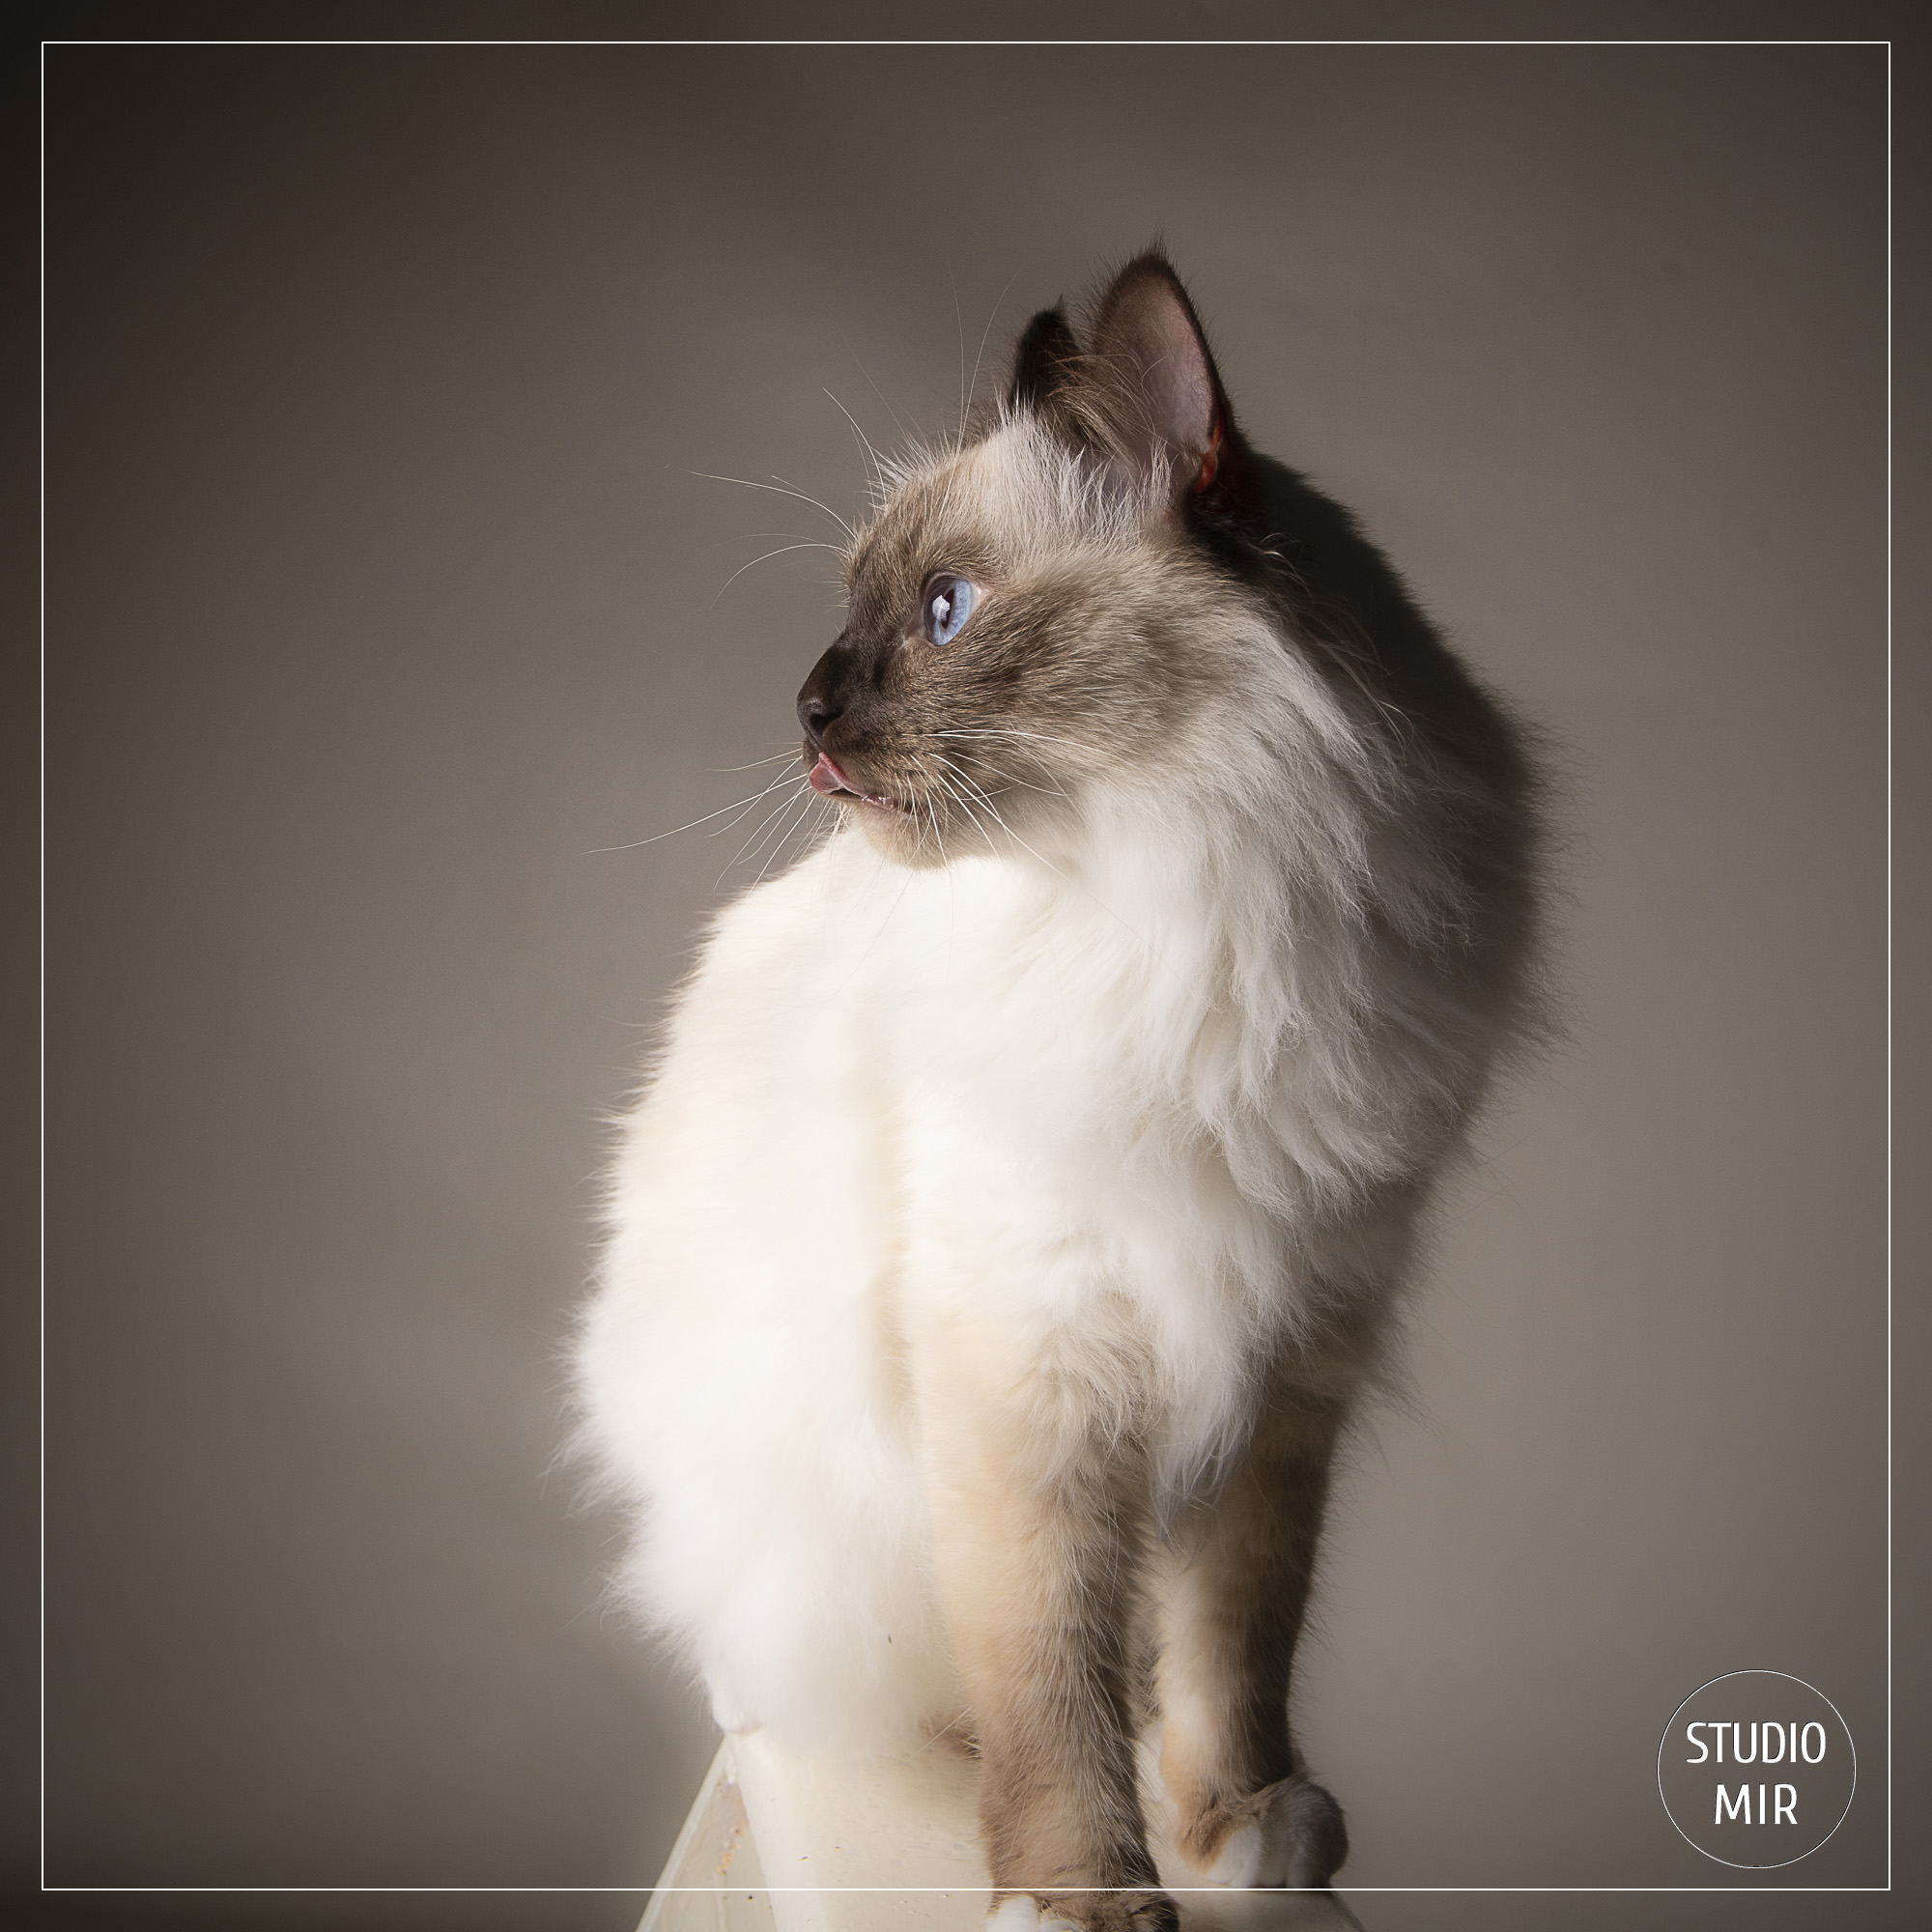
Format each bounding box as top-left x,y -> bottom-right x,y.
1088,249 -> 1252,506
1091,256 -> 1211,457
1008,251 -> 1255,515
1007,304 -> 1082,414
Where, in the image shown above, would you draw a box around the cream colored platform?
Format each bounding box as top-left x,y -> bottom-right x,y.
639,1735 -> 1364,1932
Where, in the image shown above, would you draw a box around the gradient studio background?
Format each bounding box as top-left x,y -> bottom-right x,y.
38,34 -> 1900,1932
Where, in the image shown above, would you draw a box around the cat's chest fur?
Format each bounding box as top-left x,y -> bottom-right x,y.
696,825 -> 1315,1237
615,825 -> 1362,1496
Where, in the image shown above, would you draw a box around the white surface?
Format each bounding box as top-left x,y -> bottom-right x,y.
639,1740 -> 776,1932
642,1733 -> 1363,1932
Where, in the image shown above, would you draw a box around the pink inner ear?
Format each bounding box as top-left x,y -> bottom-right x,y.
1096,270 -> 1217,479
1131,288 -> 1215,461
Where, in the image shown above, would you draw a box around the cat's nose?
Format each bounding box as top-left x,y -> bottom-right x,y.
797,690 -> 838,747
800,638 -> 865,747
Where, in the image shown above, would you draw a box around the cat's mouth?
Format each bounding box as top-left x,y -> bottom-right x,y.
806,751 -> 904,813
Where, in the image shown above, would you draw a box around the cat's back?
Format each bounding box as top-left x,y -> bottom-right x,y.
1250,451 -> 1541,863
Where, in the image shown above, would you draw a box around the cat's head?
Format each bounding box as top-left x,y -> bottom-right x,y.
795,252 -> 1289,870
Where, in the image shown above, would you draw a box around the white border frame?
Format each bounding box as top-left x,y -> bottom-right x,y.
34,22 -> 1901,1909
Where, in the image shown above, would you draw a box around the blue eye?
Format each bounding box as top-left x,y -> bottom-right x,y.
922,574 -> 977,646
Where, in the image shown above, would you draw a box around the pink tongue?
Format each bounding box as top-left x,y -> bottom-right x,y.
808,753 -> 854,797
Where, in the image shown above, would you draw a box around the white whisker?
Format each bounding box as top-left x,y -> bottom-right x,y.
710,749 -> 804,774
933,771 -> 997,859
721,782 -> 812,880
710,769 -> 812,840
846,347 -> 922,456
753,793 -> 823,886
769,473 -> 857,542
824,388 -> 887,504
586,769 -> 801,854
933,747 -> 1066,799
931,758 -> 1149,950
712,541 -> 847,607
951,264 -> 967,462
935,726 -> 1093,754
963,272 -> 1019,433
692,471 -> 856,544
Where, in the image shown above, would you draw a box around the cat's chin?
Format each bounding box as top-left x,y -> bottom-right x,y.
851,810 -> 951,870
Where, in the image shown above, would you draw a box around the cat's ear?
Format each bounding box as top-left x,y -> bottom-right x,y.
1088,253 -> 1247,510
1007,304 -> 1082,414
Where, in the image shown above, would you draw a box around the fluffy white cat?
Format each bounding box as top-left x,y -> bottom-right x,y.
576,254 -> 1543,1927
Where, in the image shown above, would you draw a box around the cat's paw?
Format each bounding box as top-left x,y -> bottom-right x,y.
987,1889 -> 1179,1932
1182,1776 -> 1349,1889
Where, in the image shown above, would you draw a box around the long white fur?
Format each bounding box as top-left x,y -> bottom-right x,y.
574,417 -> 1520,1753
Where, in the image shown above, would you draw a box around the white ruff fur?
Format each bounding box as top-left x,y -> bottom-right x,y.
575,412 -> 1523,1752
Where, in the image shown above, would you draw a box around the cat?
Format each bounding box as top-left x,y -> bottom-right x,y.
575,252 -> 1544,1930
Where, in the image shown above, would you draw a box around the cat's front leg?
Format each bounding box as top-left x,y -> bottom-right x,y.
1153,1384 -> 1350,1891
918,1350 -> 1176,1932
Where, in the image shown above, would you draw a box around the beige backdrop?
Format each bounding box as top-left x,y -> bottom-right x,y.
29,14 -> 1923,1932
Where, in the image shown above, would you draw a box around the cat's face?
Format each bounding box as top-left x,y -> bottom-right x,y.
794,422 -> 1231,869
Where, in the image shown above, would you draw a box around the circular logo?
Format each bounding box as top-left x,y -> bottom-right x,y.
1658,1671 -> 1856,1868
